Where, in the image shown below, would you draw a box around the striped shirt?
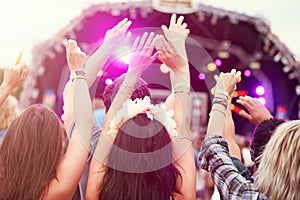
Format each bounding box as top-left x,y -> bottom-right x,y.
198,135 -> 269,200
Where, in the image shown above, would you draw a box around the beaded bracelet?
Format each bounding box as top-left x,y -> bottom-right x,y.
212,97 -> 228,108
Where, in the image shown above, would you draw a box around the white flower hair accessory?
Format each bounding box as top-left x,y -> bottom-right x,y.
107,96 -> 178,138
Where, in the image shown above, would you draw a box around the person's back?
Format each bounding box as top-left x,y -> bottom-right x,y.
255,120 -> 300,200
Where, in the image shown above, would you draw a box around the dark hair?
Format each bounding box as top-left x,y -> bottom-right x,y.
99,114 -> 181,200
103,74 -> 151,113
250,118 -> 285,166
0,105 -> 64,200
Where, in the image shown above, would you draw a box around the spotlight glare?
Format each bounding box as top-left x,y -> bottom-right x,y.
115,45 -> 132,64
105,78 -> 113,85
255,86 -> 265,95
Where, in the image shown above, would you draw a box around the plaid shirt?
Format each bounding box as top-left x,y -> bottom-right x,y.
198,135 -> 269,200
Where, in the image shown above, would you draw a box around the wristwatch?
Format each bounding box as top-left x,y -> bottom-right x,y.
70,70 -> 86,81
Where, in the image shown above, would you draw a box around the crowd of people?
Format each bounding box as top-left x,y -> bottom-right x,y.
0,14 -> 299,200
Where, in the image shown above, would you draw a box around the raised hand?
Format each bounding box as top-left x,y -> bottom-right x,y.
215,69 -> 241,96
161,14 -> 190,43
237,96 -> 273,125
155,35 -> 188,74
1,63 -> 27,91
66,40 -> 87,71
128,32 -> 158,74
103,18 -> 132,51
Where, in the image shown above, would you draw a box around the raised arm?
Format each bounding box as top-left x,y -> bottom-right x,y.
236,95 -> 273,125
45,40 -> 93,199
63,19 -> 132,133
156,14 -> 196,199
86,32 -> 157,200
0,63 -> 26,108
85,18 -> 132,87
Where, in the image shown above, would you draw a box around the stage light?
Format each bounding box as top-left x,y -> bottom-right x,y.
115,45 -> 132,64
258,97 -> 266,105
105,78 -> 113,85
217,51 -> 230,59
198,73 -> 206,80
160,64 -> 170,73
256,86 -> 265,95
207,62 -> 217,71
244,69 -> 251,77
214,59 -> 222,67
249,62 -> 261,70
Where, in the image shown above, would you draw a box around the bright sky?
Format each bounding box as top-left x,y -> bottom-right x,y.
0,0 -> 299,67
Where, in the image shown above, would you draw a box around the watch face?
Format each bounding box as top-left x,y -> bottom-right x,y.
75,70 -> 86,76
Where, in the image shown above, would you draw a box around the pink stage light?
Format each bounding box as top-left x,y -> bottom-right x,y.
255,86 -> 265,95
198,73 -> 206,80
214,59 -> 222,67
244,69 -> 251,77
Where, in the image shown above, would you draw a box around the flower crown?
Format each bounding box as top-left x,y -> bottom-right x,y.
107,96 -> 178,138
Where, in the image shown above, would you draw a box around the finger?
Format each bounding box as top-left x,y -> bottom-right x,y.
114,18 -> 128,30
132,36 -> 140,50
150,51 -> 160,60
177,16 -> 184,25
239,110 -> 252,121
170,14 -> 176,27
182,23 -> 188,29
145,35 -> 156,56
125,31 -> 132,43
236,98 -> 253,110
137,32 -> 148,50
161,25 -> 169,37
186,29 -> 190,35
214,74 -> 219,82
119,20 -> 132,33
143,32 -> 155,50
230,68 -> 236,74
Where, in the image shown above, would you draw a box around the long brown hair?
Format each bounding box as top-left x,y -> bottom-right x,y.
0,105 -> 64,200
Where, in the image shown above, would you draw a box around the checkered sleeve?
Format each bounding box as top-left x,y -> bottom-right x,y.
198,135 -> 269,200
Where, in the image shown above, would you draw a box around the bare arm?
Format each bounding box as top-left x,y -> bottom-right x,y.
156,14 -> 196,199
222,95 -> 241,160
86,32 -> 157,200
63,19 -> 132,135
45,41 -> 93,199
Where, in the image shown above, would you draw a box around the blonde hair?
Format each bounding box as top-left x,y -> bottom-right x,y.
255,120 -> 300,200
0,95 -> 19,130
